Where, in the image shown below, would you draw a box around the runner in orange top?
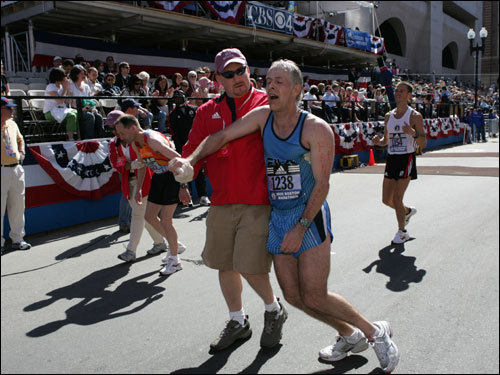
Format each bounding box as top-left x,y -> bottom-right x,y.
115,114 -> 190,276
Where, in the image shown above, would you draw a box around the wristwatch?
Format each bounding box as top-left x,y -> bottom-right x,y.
299,217 -> 312,229
180,183 -> 188,189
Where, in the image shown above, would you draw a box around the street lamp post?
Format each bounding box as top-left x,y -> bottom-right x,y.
467,27 -> 488,109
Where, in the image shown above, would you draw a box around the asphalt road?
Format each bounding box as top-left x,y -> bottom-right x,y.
1,139 -> 499,374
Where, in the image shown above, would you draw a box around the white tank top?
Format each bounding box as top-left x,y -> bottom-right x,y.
386,107 -> 416,155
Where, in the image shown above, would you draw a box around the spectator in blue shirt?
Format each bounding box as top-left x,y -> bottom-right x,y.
470,108 -> 486,142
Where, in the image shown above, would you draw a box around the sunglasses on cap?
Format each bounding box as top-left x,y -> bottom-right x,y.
219,65 -> 246,79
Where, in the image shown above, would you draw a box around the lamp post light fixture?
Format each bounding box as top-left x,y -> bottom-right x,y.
468,27 -> 488,109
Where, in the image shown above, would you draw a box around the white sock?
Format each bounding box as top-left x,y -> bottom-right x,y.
169,255 -> 179,263
229,308 -> 245,325
265,296 -> 280,313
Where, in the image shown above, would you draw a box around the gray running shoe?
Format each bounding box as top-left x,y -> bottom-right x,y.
210,317 -> 252,351
260,300 -> 288,348
370,321 -> 400,374
146,241 -> 168,255
319,328 -> 369,362
405,207 -> 417,226
117,249 -> 136,262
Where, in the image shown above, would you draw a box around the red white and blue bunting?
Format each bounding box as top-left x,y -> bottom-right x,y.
149,1 -> 192,12
370,36 -> 385,55
322,21 -> 344,45
204,1 -> 247,24
331,116 -> 465,154
28,140 -> 119,201
293,15 -> 317,38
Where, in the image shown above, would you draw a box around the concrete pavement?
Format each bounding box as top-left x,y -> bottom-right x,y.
1,139 -> 499,374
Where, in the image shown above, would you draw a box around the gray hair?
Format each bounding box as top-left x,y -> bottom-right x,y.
268,59 -> 303,102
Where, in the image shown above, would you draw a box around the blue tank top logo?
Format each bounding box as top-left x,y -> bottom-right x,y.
266,158 -> 302,201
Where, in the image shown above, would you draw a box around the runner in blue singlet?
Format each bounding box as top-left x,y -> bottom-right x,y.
169,59 -> 400,373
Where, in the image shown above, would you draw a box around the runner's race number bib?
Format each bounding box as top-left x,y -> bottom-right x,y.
389,133 -> 408,153
267,158 -> 301,200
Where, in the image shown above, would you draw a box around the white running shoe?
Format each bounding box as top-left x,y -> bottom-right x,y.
405,207 -> 417,226
146,241 -> 168,255
161,242 -> 187,263
200,196 -> 211,206
159,257 -> 183,276
319,328 -> 369,362
370,321 -> 400,374
392,230 -> 410,244
117,249 -> 136,262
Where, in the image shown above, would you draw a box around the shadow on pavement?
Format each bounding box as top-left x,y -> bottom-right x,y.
363,242 -> 426,292
23,258 -> 166,338
170,335 -> 253,374
55,230 -> 127,260
238,344 -> 283,374
314,355 -> 369,373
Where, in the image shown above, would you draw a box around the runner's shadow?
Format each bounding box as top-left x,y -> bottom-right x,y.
55,231 -> 127,260
363,243 -> 426,292
24,258 -> 166,337
170,336 -> 251,374
314,355 -> 369,373
238,344 -> 283,374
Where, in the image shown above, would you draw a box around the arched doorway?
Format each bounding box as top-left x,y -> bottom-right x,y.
442,42 -> 458,69
376,18 -> 406,56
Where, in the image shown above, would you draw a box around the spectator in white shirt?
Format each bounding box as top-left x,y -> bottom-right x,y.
68,65 -> 104,139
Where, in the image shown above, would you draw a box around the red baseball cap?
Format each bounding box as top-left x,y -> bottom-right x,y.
215,48 -> 247,73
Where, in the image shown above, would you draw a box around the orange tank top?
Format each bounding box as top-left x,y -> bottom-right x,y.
137,130 -> 175,174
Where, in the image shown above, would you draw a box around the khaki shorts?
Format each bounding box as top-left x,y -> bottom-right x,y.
202,204 -> 272,274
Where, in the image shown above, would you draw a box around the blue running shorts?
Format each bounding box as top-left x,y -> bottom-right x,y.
267,201 -> 333,259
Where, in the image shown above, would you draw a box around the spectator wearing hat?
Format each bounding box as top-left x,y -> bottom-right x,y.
255,76 -> 265,92
1,97 -> 31,253
120,98 -> 153,129
53,56 -> 63,68
107,110 -> 167,259
174,47 -> 286,351
106,110 -> 131,232
121,76 -> 153,129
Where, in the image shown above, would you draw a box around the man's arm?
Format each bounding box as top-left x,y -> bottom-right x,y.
410,111 -> 427,149
146,132 -> 181,160
169,106 -> 270,173
372,112 -> 390,146
280,117 -> 335,254
130,142 -> 146,204
16,125 -> 25,162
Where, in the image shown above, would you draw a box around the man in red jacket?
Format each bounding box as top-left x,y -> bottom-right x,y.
107,110 -> 167,262
180,48 -> 287,351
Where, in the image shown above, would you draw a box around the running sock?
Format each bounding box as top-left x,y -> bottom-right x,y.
229,308 -> 245,325
265,296 -> 281,313
169,255 -> 179,263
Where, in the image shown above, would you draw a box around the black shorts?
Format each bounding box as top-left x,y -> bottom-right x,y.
384,153 -> 417,180
148,171 -> 180,205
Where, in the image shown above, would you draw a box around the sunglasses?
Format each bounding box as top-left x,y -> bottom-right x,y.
219,65 -> 246,79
